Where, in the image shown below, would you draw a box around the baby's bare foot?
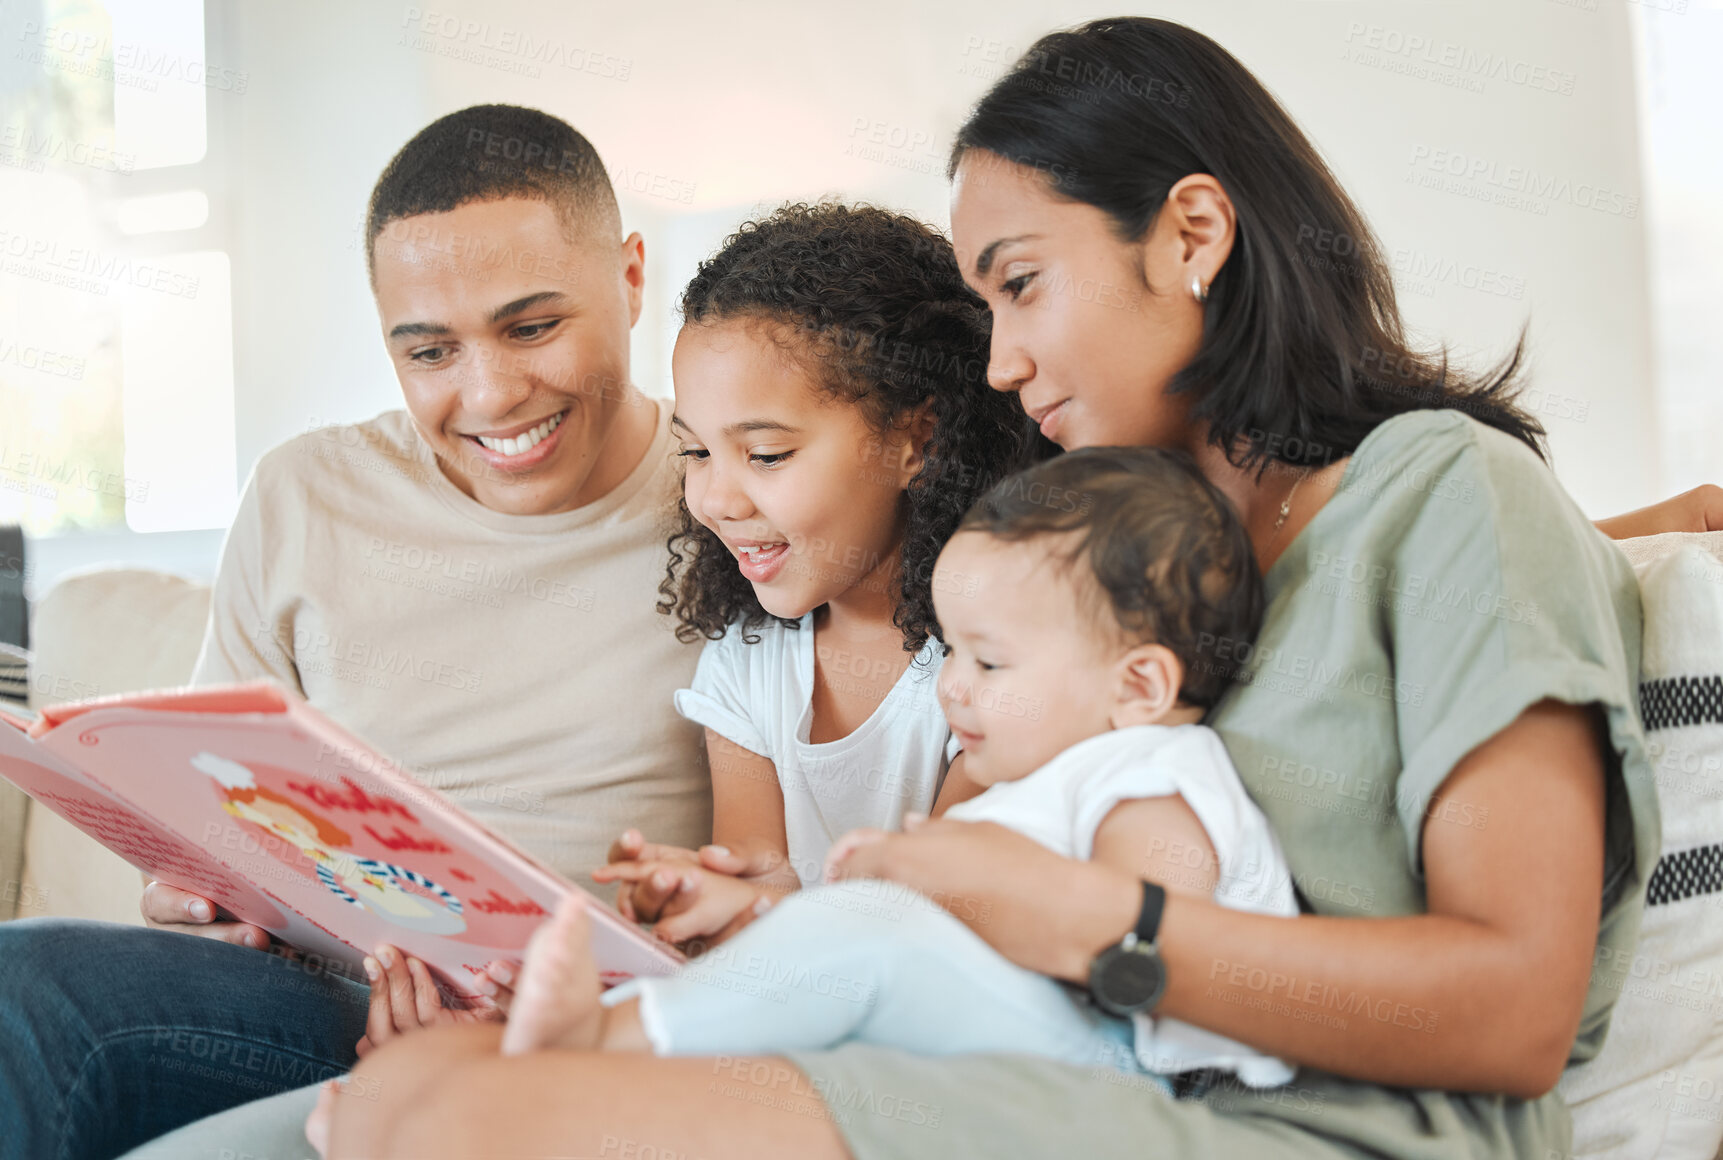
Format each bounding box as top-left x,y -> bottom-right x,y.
500,894 -> 607,1055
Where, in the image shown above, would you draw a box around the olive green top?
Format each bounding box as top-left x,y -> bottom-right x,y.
1209,408 -> 1654,1068
788,408 -> 1656,1159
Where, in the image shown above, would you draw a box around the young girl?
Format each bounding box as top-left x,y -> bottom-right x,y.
593,201 -> 1038,945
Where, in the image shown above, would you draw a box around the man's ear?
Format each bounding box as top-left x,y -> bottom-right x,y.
1143,173 -> 1235,299
1108,643 -> 1185,729
621,232 -> 646,327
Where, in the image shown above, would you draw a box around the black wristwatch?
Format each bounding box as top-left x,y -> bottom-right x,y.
1087,880 -> 1168,1016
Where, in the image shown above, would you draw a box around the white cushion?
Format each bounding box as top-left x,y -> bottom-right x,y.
27,567 -> 212,707
1561,531 -> 1723,1160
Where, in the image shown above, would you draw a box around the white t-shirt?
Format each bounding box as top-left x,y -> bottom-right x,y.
674,616 -> 948,886
948,723 -> 1298,1088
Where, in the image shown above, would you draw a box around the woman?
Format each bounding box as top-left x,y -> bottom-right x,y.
237,19 -> 1723,1160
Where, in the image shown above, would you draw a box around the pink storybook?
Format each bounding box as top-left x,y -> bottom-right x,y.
0,681 -> 682,1003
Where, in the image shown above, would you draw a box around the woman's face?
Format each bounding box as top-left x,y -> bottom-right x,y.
949,153 -> 1205,452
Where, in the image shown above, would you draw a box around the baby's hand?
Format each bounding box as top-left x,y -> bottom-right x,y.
823,824 -> 902,883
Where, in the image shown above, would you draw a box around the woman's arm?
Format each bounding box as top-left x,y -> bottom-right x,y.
833,699 -> 1607,1099
1595,482 -> 1723,539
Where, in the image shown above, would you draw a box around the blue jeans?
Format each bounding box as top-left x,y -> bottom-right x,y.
0,918 -> 369,1160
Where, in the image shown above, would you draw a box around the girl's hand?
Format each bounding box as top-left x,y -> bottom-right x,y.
827,815 -> 1138,982
698,842 -> 798,884
595,860 -> 776,950
355,944 -> 508,1058
605,827 -> 702,868
594,829 -> 702,922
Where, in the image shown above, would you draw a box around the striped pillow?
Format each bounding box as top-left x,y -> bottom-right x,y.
1562,534 -> 1723,1160
0,642 -> 26,707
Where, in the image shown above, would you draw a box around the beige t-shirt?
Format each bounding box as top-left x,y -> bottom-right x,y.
191,400 -> 710,891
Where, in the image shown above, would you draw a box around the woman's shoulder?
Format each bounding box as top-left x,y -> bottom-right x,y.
1286,406 -> 1645,726
1347,407 -> 1538,488
1334,407 -> 1596,553
1280,404 -> 1642,698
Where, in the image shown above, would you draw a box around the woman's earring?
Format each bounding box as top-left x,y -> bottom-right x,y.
1190,274 -> 1208,304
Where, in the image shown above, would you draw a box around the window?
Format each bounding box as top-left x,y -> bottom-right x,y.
1632,2 -> 1723,497
0,0 -> 237,535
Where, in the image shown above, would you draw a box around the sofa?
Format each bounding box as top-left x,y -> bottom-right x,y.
3,532 -> 1722,1160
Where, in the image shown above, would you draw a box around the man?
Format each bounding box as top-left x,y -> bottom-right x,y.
0,104 -> 708,1160
145,101 -> 707,945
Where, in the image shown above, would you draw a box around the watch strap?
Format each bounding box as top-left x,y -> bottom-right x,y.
1133,879 -> 1167,946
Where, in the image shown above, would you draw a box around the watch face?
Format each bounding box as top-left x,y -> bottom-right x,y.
1095,946 -> 1166,1015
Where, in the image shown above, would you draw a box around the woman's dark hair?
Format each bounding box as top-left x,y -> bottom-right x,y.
950,17 -> 1546,471
657,202 -> 1043,653
959,447 -> 1263,709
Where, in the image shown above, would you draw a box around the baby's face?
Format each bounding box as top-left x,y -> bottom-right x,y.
932,531 -> 1124,787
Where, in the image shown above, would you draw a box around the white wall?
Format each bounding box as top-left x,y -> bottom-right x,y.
31,0 -> 1669,592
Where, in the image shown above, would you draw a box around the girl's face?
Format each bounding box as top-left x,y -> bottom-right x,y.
671,319 -> 925,622
949,153 -> 1204,452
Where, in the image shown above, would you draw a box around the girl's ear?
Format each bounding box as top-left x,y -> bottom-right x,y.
1108,643 -> 1185,729
893,400 -> 938,485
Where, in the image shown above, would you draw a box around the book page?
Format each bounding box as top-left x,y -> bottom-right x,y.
0,721 -> 294,935
29,692 -> 681,1000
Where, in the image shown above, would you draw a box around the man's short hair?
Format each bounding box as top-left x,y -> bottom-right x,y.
365,104 -> 621,281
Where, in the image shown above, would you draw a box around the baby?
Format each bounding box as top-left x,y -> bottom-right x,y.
501,447 -> 1299,1089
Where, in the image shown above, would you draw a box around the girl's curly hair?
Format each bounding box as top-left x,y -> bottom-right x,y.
657,201 -> 1045,653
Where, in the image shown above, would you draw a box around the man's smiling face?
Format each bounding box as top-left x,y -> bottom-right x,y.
371,196 -> 647,515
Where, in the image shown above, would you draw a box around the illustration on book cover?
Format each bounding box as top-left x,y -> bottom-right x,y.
197,750 -> 487,937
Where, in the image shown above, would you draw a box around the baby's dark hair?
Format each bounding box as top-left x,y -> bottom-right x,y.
958,447 -> 1264,708
657,201 -> 1043,653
